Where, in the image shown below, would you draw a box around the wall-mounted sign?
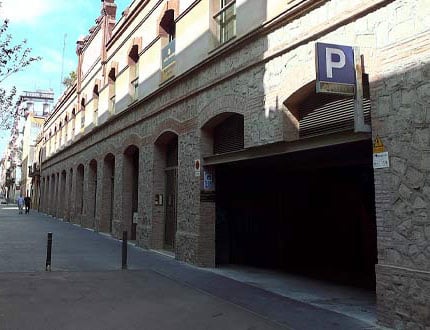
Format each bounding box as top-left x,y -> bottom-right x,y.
373,136 -> 385,153
316,42 -> 356,95
161,39 -> 176,83
194,159 -> 201,177
373,152 -> 390,169
203,168 -> 215,191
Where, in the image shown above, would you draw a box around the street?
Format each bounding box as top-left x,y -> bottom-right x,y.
0,206 -> 376,330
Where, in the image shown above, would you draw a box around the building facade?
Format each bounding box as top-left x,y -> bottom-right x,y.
38,0 -> 430,327
19,90 -> 54,204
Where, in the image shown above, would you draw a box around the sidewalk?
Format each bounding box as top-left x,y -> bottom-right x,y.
0,206 -> 379,329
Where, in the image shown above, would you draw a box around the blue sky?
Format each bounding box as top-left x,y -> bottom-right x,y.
0,0 -> 130,153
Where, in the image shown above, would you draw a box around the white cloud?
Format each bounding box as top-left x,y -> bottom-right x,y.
0,0 -> 57,23
40,48 -> 76,74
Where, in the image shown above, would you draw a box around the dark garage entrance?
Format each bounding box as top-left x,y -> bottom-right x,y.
215,139 -> 377,289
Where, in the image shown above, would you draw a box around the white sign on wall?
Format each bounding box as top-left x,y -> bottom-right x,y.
373,152 -> 390,169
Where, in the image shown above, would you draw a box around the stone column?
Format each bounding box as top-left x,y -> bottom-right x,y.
151,143 -> 165,250
138,144 -> 154,248
176,131 -> 200,264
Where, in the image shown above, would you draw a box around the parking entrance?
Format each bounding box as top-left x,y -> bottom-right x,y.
215,139 -> 377,289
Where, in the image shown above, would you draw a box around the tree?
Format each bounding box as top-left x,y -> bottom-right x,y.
0,19 -> 40,129
62,70 -> 76,89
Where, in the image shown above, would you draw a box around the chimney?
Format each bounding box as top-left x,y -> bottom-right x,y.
102,0 -> 117,20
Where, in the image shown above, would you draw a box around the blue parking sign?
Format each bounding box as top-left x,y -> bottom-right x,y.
316,42 -> 356,95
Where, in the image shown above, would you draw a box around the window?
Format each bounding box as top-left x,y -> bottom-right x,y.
108,67 -> 116,114
58,122 -> 62,147
93,85 -> 99,125
214,0 -> 236,44
71,108 -> 76,140
80,98 -> 86,130
128,46 -> 139,102
64,115 -> 68,144
54,127 -> 57,151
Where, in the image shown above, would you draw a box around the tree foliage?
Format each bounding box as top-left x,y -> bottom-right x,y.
0,19 -> 40,129
62,70 -> 76,89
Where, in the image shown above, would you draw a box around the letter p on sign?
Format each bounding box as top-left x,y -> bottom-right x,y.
316,42 -> 355,85
326,48 -> 346,78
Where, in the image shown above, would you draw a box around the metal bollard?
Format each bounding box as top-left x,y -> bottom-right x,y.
122,231 -> 128,270
45,232 -> 52,271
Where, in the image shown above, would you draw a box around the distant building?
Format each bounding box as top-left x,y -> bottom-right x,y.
19,90 -> 53,205
36,0 -> 430,327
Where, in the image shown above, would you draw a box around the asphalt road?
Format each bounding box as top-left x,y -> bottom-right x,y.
0,206 -> 377,330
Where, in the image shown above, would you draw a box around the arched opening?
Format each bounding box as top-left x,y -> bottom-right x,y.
202,112 -> 244,155
285,80 -> 370,138
76,164 -> 84,221
88,159 -> 98,228
123,145 -> 139,240
153,132 -> 178,251
128,45 -> 139,101
101,153 -> 115,233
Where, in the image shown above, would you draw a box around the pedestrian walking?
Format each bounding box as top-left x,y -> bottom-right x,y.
17,195 -> 24,214
24,196 -> 31,214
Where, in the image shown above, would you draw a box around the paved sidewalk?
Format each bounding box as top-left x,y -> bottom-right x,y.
0,206 -> 378,329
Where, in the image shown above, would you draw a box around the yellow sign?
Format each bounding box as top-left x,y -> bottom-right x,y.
373,135 -> 385,153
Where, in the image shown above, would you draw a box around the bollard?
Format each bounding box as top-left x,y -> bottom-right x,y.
45,232 -> 52,271
122,231 -> 128,270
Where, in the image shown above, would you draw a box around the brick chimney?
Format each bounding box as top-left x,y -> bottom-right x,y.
102,0 -> 117,20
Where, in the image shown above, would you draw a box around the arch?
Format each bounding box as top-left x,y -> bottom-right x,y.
152,130 -> 179,251
283,80 -> 315,122
76,164 -> 85,219
198,94 -> 247,129
100,153 -> 116,233
87,159 -> 98,228
122,144 -> 140,240
154,130 -> 178,146
201,112 -> 244,156
121,134 -> 142,153
151,118 -> 181,144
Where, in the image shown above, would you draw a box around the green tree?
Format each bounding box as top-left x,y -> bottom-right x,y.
62,70 -> 76,89
0,19 -> 40,129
